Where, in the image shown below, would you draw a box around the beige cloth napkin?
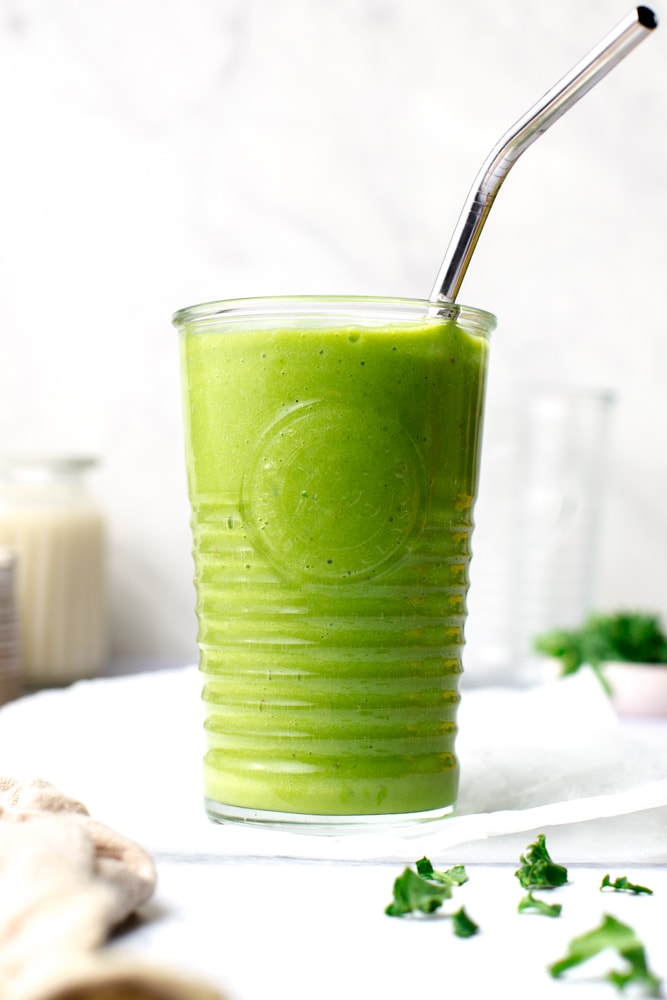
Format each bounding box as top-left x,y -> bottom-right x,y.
0,777 -> 226,1000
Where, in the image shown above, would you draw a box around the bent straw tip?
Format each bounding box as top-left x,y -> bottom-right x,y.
637,6 -> 659,29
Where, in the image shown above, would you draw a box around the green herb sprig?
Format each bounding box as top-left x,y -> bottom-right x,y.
385,857 -> 478,935
518,891 -> 563,917
415,857 -> 468,886
549,914 -> 661,996
451,906 -> 479,938
385,866 -> 454,917
601,874 -> 654,895
515,833 -> 568,889
534,610 -> 667,691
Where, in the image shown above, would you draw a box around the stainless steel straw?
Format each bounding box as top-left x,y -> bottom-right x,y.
431,6 -> 658,303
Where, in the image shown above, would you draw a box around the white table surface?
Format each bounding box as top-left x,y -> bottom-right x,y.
111,856 -> 667,1000
113,703 -> 667,1000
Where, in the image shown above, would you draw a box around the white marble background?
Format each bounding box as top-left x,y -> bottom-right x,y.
0,0 -> 664,670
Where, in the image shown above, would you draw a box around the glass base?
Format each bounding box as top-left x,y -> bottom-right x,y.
205,797 -> 455,834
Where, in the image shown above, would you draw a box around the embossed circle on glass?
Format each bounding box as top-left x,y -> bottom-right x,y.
175,296 -> 495,832
241,400 -> 429,585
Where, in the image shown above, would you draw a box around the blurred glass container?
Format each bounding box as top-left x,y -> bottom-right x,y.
465,385 -> 614,684
0,457 -> 108,686
0,546 -> 22,704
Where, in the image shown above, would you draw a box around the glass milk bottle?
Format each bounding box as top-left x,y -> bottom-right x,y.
0,457 -> 108,686
0,547 -> 22,704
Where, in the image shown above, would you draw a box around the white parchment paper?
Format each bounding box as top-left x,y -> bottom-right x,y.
0,666 -> 665,864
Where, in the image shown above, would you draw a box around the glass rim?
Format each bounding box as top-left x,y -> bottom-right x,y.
172,294 -> 496,335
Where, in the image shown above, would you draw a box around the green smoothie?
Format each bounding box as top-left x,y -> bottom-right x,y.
176,297 -> 493,823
